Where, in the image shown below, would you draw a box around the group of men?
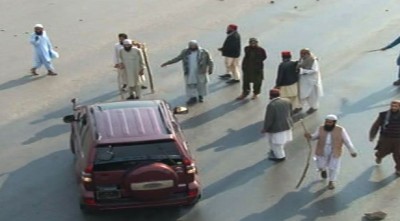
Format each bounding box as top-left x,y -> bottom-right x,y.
29,23 -> 400,190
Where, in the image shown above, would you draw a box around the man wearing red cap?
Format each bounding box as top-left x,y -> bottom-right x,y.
261,89 -> 293,161
275,51 -> 301,113
218,24 -> 241,84
236,38 -> 267,100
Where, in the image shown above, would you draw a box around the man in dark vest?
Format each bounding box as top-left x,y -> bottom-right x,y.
261,89 -> 293,162
370,100 -> 400,176
218,24 -> 241,84
236,38 -> 267,100
275,51 -> 301,113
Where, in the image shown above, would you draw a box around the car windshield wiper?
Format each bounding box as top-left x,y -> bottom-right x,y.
95,155 -> 148,165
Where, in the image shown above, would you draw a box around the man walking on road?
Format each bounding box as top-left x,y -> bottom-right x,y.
118,39 -> 146,100
261,89 -> 293,162
298,48 -> 323,114
161,40 -> 213,105
275,51 -> 301,113
380,35 -> 400,85
218,24 -> 241,84
369,100 -> 400,176
114,33 -> 128,91
30,24 -> 59,76
236,38 -> 267,100
305,115 -> 357,189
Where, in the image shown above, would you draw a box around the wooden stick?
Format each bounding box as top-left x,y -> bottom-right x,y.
295,119 -> 313,189
141,43 -> 155,93
365,49 -> 381,53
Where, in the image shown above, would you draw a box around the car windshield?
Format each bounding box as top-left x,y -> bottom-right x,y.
94,140 -> 181,170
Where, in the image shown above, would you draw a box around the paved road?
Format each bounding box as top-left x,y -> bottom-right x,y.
1,0 -> 400,220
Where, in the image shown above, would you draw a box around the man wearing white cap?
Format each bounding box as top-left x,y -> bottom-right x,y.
29,24 -> 59,76
161,40 -> 213,105
118,39 -> 145,99
305,114 -> 357,189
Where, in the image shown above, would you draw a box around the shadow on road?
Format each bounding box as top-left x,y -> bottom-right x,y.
240,166 -> 397,221
30,90 -> 119,125
0,75 -> 46,91
202,158 -> 274,201
181,99 -> 245,129
197,121 -> 263,152
338,85 -> 400,118
0,150 -> 196,221
22,124 -> 68,145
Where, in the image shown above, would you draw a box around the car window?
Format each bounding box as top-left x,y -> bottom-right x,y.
93,140 -> 181,171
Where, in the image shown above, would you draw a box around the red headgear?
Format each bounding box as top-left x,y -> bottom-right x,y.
281,51 -> 292,57
227,24 -> 238,31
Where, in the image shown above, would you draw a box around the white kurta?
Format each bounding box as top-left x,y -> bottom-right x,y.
187,51 -> 199,84
298,60 -> 323,99
119,48 -> 145,87
30,31 -> 58,70
311,127 -> 356,181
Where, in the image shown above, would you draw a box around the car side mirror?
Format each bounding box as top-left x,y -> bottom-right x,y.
63,115 -> 76,123
173,106 -> 189,115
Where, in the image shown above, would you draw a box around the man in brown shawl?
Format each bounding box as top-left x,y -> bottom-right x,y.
370,100 -> 400,176
236,38 -> 267,100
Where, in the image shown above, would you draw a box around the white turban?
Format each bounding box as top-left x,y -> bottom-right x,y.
123,39 -> 132,45
34,24 -> 44,28
188,40 -> 198,47
325,114 -> 338,121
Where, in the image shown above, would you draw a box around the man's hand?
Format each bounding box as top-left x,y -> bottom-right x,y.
139,69 -> 144,76
114,64 -> 120,69
119,63 -> 125,69
304,133 -> 312,139
350,152 -> 357,158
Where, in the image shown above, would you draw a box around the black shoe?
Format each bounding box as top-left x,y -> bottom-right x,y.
320,170 -> 327,179
126,95 -> 135,100
186,97 -> 197,105
226,79 -> 240,84
268,156 -> 286,162
219,74 -> 231,79
293,108 -> 303,114
393,80 -> 400,86
306,108 -> 317,114
141,85 -> 148,89
198,96 -> 203,103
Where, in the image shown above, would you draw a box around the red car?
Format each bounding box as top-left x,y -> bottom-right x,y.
63,99 -> 201,213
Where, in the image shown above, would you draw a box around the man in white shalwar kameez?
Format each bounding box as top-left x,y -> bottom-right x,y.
30,24 -> 59,76
161,40 -> 213,105
261,89 -> 293,161
305,115 -> 357,189
114,33 -> 128,91
298,48 -> 323,114
118,39 -> 145,100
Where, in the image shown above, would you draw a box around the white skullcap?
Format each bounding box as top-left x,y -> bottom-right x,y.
123,39 -> 132,45
34,24 -> 44,28
325,114 -> 338,121
188,40 -> 198,46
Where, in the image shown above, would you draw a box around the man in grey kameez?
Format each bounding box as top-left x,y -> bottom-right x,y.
118,39 -> 145,100
161,40 -> 213,105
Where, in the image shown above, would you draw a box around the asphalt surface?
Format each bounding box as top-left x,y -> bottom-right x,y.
1,0 -> 400,220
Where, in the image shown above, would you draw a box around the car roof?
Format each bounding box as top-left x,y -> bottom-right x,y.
89,100 -> 174,144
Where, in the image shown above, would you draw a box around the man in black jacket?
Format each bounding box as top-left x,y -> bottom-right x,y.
275,51 -> 301,113
218,24 -> 241,84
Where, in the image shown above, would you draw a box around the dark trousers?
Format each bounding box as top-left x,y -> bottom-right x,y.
242,79 -> 262,95
375,137 -> 400,171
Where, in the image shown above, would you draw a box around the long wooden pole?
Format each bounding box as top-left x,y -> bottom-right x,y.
295,119 -> 313,189
141,43 -> 155,93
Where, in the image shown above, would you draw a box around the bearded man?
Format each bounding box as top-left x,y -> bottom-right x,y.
236,38 -> 267,100
305,115 -> 357,189
161,40 -> 213,105
370,100 -> 400,176
297,48 -> 323,114
29,24 -> 59,76
118,39 -> 145,100
218,24 -> 241,84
